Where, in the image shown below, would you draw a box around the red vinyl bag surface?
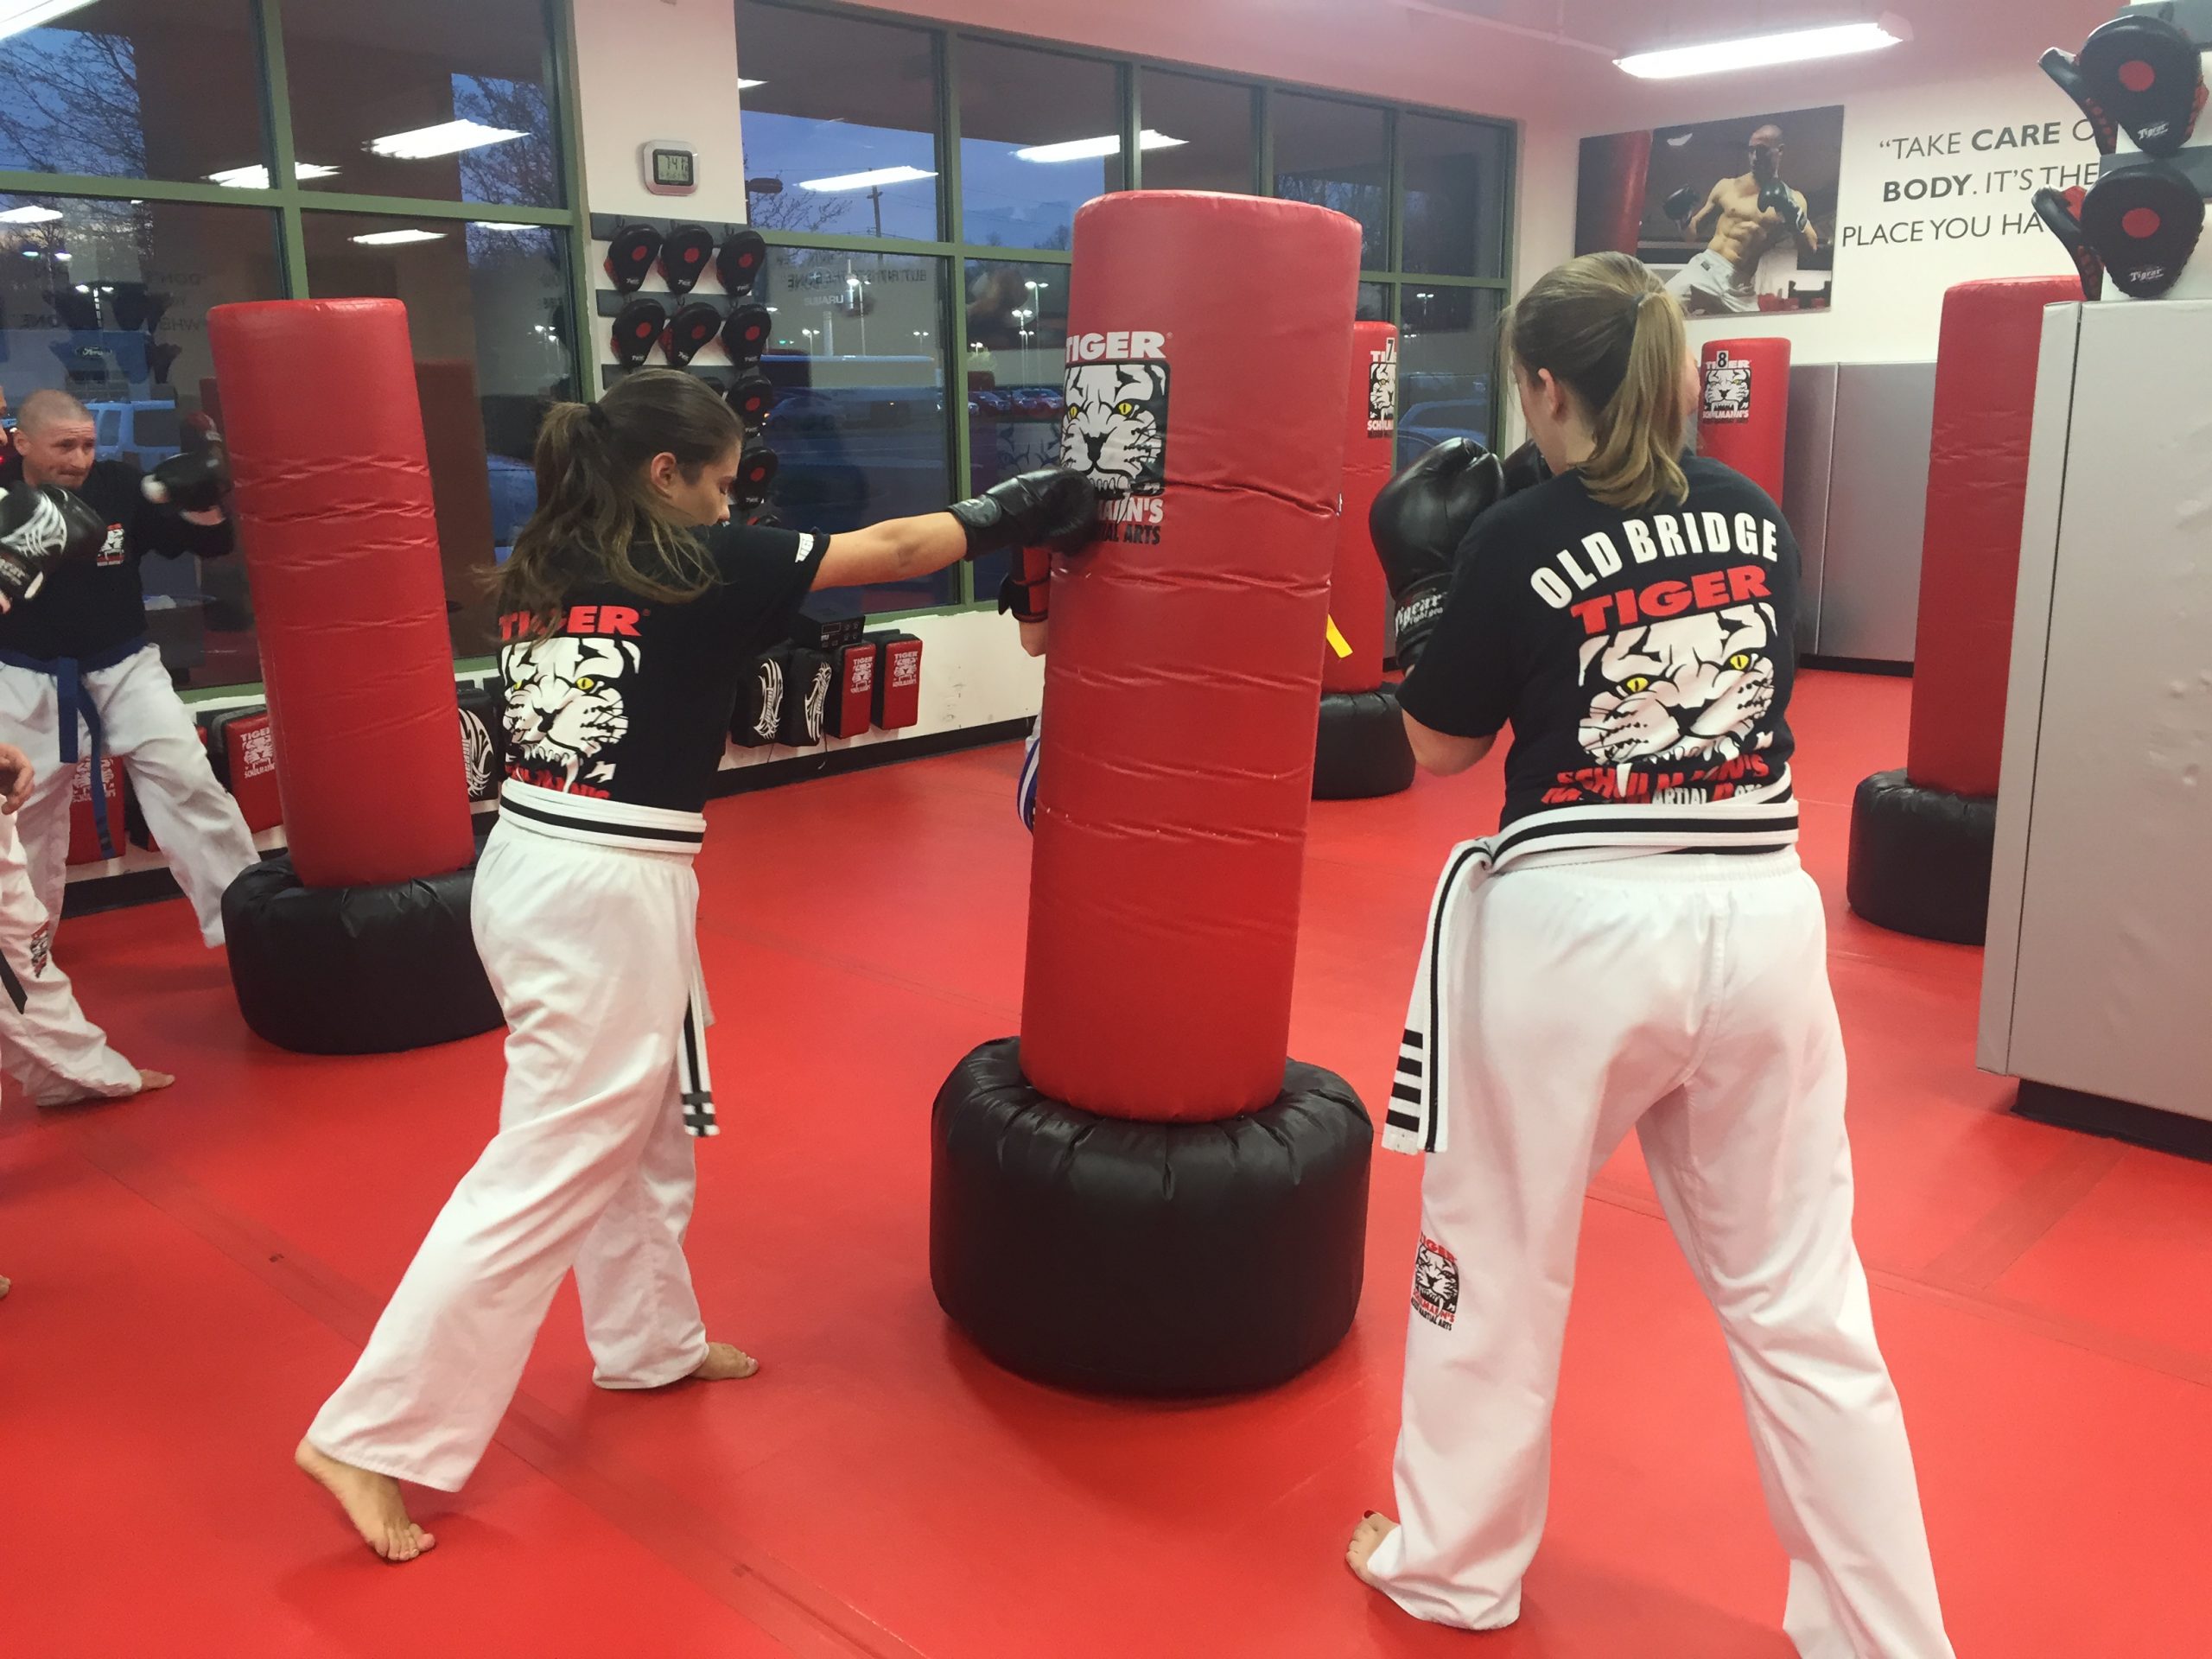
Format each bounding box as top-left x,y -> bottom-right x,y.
1322,321 -> 1397,694
1021,192 -> 1361,1122
1697,336 -> 1790,505
207,299 -> 473,888
1905,277 -> 2076,799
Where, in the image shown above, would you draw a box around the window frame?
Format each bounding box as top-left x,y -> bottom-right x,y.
734,0 -> 1516,616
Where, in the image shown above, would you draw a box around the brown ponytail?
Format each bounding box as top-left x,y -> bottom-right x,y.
1507,252 -> 1690,512
493,368 -> 746,627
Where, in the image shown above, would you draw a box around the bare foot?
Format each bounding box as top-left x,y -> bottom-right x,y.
38,1069 -> 175,1109
689,1341 -> 760,1382
1347,1512 -> 1398,1588
0,1274 -> 10,1300
295,1439 -> 436,1563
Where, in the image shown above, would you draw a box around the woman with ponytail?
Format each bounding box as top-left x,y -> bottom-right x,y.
297,368 -> 1096,1561
1352,256 -> 1953,1656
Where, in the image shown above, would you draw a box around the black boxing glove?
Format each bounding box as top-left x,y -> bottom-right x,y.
1500,439 -> 1553,496
1758,180 -> 1806,231
1369,438 -> 1505,670
947,467 -> 1097,559
1663,187 -> 1702,224
142,448 -> 231,514
0,481 -> 106,608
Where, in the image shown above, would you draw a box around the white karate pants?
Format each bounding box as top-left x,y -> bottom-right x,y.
0,809 -> 140,1105
0,646 -> 259,946
1367,852 -> 1953,1659
306,817 -> 709,1491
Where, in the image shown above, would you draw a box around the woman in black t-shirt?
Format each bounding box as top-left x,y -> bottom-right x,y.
1348,257 -> 1954,1657
297,369 -> 1094,1562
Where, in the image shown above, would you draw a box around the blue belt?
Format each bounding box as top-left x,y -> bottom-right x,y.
0,635 -> 149,861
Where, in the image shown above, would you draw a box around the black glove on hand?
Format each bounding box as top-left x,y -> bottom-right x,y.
949,467 -> 1097,559
0,482 -> 106,607
142,448 -> 230,514
1758,181 -> 1806,232
1500,439 -> 1553,496
1369,438 -> 1505,671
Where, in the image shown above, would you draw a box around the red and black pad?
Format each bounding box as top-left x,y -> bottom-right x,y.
658,224 -> 715,294
931,192 -> 1373,1396
612,297 -> 667,368
871,632 -> 922,729
734,442 -> 778,505
604,224 -> 664,295
204,707 -> 283,832
2033,186 -> 2105,301
2079,13 -> 2207,157
726,371 -> 776,430
996,544 -> 1051,624
823,639 -> 876,738
715,229 -> 768,295
2081,162 -> 2204,300
661,301 -> 724,367
2041,47 -> 2119,156
720,301 -> 772,363
776,645 -> 832,747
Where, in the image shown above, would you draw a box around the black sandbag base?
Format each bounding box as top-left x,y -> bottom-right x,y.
1846,769 -> 1998,946
223,855 -> 504,1054
1314,687 -> 1415,800
931,1038 -> 1372,1395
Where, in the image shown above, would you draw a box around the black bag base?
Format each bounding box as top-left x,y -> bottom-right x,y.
223,856 -> 505,1055
931,1038 -> 1373,1396
1846,769 -> 1998,946
1313,688 -> 1415,800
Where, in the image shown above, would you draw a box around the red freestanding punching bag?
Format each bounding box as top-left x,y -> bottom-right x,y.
931,193 -> 1376,1396
1697,336 -> 1790,504
1022,193 -> 1360,1122
207,300 -> 474,889
1313,321 -> 1417,798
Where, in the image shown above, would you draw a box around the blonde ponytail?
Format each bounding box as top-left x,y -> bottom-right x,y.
1507,252 -> 1689,512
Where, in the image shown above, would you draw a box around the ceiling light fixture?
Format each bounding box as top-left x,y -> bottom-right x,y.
1618,14 -> 1910,79
207,162 -> 340,188
1014,130 -> 1187,164
797,165 -> 936,192
369,120 -> 527,160
738,78 -> 766,91
0,1 -> 97,43
351,228 -> 447,245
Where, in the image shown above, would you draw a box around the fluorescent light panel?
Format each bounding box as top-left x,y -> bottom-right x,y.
1014,130 -> 1186,164
1617,15 -> 1910,79
797,165 -> 936,192
207,162 -> 340,188
351,228 -> 446,245
738,78 -> 766,90
369,120 -> 527,160
0,1 -> 98,43
0,205 -> 63,223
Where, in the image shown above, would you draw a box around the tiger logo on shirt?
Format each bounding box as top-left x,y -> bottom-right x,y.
1576,603 -> 1778,781
501,634 -> 639,790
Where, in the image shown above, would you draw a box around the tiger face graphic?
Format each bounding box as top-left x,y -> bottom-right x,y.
1060,362 -> 1166,495
502,635 -> 640,788
1578,604 -> 1777,771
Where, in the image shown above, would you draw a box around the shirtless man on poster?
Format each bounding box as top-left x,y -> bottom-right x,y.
1663,124 -> 1820,316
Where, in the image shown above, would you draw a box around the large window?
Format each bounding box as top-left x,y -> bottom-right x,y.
0,0 -> 582,688
735,3 -> 1515,611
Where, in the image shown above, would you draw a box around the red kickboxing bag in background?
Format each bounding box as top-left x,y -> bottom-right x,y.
1905,276 -> 2079,799
207,300 -> 473,889
1323,321 -> 1397,695
1697,337 -> 1790,504
1021,192 -> 1362,1122
1576,131 -> 1655,257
